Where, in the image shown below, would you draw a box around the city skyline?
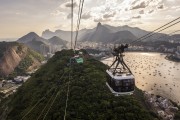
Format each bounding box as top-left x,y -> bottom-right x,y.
0,0 -> 180,39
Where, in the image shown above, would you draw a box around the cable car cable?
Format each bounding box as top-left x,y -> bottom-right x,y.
132,20 -> 180,44
36,89 -> 57,120
20,72 -> 65,120
63,72 -> 71,120
71,0 -> 74,49
74,0 -> 85,50
76,0 -> 82,28
131,17 -> 180,44
20,87 -> 54,120
41,71 -> 69,120
42,89 -> 60,120
73,0 -> 81,51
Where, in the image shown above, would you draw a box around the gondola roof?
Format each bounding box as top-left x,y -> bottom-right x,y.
106,69 -> 134,80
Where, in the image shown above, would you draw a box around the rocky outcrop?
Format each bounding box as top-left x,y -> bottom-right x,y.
0,42 -> 43,77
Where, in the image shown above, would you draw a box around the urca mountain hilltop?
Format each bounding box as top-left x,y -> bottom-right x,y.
0,49 -> 158,120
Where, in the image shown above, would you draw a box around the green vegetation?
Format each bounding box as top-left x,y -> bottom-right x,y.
0,50 -> 157,120
29,49 -> 44,62
174,106 -> 180,119
13,55 -> 33,75
12,48 -> 44,76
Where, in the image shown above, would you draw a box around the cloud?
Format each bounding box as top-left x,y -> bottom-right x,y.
131,1 -> 147,10
64,1 -> 77,8
123,19 -> 131,22
94,17 -> 110,22
165,15 -> 174,19
148,10 -> 154,14
125,8 -> 128,11
105,7 -> 110,12
132,15 -> 141,19
67,13 -> 72,19
57,1 -> 78,11
139,10 -> 144,14
131,0 -> 139,5
157,4 -> 164,9
54,24 -> 63,29
103,12 -> 116,18
130,0 -> 162,10
129,21 -> 143,26
81,12 -> 92,19
171,5 -> 180,9
50,10 -> 64,16
15,11 -> 26,16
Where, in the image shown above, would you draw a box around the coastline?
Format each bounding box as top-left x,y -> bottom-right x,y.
101,52 -> 180,105
165,54 -> 180,62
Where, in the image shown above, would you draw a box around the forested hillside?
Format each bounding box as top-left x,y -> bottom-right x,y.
0,50 -> 158,120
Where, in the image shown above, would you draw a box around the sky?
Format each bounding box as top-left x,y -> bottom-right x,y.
0,0 -> 180,39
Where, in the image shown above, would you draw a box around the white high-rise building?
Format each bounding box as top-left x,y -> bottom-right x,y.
177,46 -> 180,53
40,44 -> 51,56
0,81 -> 3,88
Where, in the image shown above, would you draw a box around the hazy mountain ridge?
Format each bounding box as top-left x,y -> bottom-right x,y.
17,32 -> 67,53
42,29 -> 90,41
26,39 -> 47,53
17,32 -> 46,43
42,23 -> 173,43
0,42 -> 44,77
48,36 -> 68,47
80,23 -> 137,43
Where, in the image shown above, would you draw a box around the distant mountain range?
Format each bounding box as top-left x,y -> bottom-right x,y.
17,32 -> 67,53
18,32 -> 46,43
79,23 -> 137,43
16,23 -> 180,51
48,36 -> 68,47
42,22 -> 176,43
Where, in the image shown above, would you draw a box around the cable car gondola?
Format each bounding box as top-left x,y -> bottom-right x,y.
72,55 -> 84,64
69,51 -> 84,64
106,44 -> 135,96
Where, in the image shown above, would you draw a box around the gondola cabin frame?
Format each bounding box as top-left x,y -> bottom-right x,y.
106,69 -> 135,96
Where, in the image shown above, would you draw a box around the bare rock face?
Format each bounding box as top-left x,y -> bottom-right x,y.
0,45 -> 26,76
0,42 -> 43,77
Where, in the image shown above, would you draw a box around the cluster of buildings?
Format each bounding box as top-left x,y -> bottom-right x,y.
0,58 -> 47,100
75,41 -> 179,52
77,42 -> 114,51
157,45 -> 180,53
173,46 -> 180,59
144,92 -> 179,120
128,45 -> 180,54
40,44 -> 61,58
76,41 -> 180,61
128,45 -> 155,52
0,76 -> 31,98
164,46 -> 180,61
89,52 -> 108,58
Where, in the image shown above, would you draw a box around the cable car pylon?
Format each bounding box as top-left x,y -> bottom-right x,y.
106,44 -> 135,96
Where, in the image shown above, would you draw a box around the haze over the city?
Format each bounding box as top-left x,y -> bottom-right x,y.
0,0 -> 180,39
